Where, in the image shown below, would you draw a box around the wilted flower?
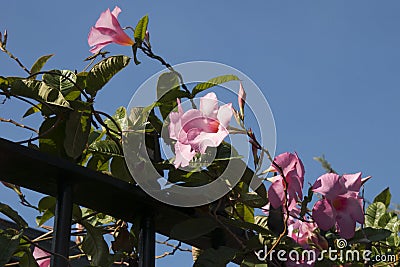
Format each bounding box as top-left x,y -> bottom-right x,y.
311,172 -> 366,239
267,152 -> 305,209
33,247 -> 51,267
88,6 -> 134,53
168,92 -> 233,168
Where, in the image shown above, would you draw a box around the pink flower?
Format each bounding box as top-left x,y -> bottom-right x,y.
168,93 -> 233,168
267,152 -> 305,209
88,6 -> 134,54
311,172 -> 365,239
33,247 -> 51,267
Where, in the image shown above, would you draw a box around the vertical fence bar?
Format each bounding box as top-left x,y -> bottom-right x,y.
139,213 -> 155,267
51,179 -> 73,267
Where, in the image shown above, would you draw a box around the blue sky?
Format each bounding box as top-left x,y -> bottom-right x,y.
1,1 -> 400,266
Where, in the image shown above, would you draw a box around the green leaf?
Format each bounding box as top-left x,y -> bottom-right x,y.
104,107 -> 126,137
19,250 -> 40,267
38,117 -> 67,157
168,169 -> 212,187
43,70 -> 77,95
0,229 -> 22,266
89,140 -> 122,157
170,217 -> 219,241
36,196 -> 81,226
234,203 -> 254,223
30,54 -> 54,79
350,227 -> 392,243
194,246 -> 237,267
87,154 -> 111,172
365,202 -> 386,228
134,15 -> 149,42
156,72 -> 183,120
81,221 -> 113,267
239,191 -> 268,208
110,157 -> 133,183
377,212 -> 397,228
86,55 -> 130,96
192,74 -> 240,96
254,216 -> 269,230
0,76 -> 9,90
219,217 -> 272,236
373,187 -> 391,208
127,106 -> 151,130
22,104 -> 42,118
132,43 -> 141,65
64,108 -> 91,159
76,71 -> 88,89
313,155 -> 336,174
11,80 -> 71,109
0,203 -> 28,229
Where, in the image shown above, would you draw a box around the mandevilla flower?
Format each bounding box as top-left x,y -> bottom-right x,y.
33,246 -> 51,267
311,172 -> 366,239
267,152 -> 305,209
88,6 -> 134,54
168,92 -> 233,168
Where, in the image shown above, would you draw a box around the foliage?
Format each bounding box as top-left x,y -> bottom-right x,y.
0,8 -> 399,267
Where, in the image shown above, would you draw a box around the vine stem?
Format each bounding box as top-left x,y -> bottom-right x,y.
0,37 -> 31,75
139,44 -> 197,109
0,117 -> 38,133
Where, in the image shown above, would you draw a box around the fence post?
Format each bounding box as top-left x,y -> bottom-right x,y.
51,178 -> 73,267
139,213 -> 155,267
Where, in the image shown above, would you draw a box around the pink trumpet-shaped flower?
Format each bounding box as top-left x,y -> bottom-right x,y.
311,172 -> 366,239
267,152 -> 305,209
169,92 -> 233,168
33,247 -> 51,267
88,6 -> 134,53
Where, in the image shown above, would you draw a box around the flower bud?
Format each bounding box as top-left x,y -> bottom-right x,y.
238,82 -> 246,121
145,30 -> 150,44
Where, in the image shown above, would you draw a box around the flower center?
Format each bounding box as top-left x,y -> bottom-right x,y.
208,119 -> 220,133
332,197 -> 347,211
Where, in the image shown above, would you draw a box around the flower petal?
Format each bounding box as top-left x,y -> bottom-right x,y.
190,128 -> 229,153
217,103 -> 233,128
111,6 -> 122,18
312,199 -> 336,231
174,142 -> 195,168
33,247 -> 51,267
268,179 -> 285,208
342,172 -> 362,192
346,195 -> 365,224
336,212 -> 357,239
312,173 -> 346,200
168,99 -> 184,140
200,92 -> 219,118
88,27 -> 115,47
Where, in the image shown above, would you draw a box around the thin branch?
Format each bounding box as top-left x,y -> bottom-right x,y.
212,199 -> 246,249
21,236 -> 72,267
15,115 -> 63,144
139,44 -> 196,109
0,35 -> 31,74
155,240 -> 191,259
0,117 -> 38,133
94,110 -> 122,134
0,92 -> 43,113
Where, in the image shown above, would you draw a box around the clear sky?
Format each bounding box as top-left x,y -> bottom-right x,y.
1,1 -> 400,266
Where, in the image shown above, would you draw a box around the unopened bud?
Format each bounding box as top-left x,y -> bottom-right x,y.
238,82 -> 246,121
144,30 -> 150,47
